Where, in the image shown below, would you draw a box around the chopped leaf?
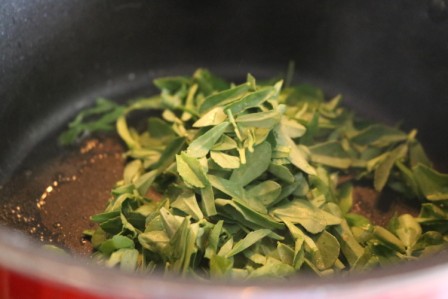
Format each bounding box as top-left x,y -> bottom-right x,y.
373,226 -> 406,254
225,86 -> 277,115
210,151 -> 240,169
392,214 -> 422,254
199,83 -> 250,114
186,122 -> 229,158
230,142 -> 272,186
171,191 -> 204,221
176,152 -> 209,188
246,180 -> 282,207
351,124 -> 408,148
193,107 -> 228,128
273,199 -> 328,234
226,229 -> 272,257
309,141 -> 352,169
413,164 -> 448,201
99,235 -> 135,256
313,230 -> 340,270
268,163 -> 295,183
208,175 -> 245,199
338,183 -> 353,215
374,143 -> 408,191
236,111 -> 281,129
59,68 -> 448,280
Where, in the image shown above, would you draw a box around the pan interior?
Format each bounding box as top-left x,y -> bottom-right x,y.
0,65 -> 432,260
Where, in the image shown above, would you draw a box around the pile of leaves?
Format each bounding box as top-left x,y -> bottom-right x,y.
61,69 -> 448,279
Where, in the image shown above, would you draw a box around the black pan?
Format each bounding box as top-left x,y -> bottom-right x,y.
1,1 -> 448,298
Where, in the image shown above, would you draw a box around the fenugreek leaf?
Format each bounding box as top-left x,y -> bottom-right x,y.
236,111 -> 281,129
176,152 -> 209,188
186,122 -> 229,158
226,229 -> 272,257
199,83 -> 250,114
272,199 -> 327,234
225,86 -> 277,115
210,151 -> 240,169
413,164 -> 448,201
230,142 -> 272,186
351,124 -> 408,148
60,68 -> 448,280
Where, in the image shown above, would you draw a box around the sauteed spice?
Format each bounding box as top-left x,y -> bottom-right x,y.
62,69 -> 448,278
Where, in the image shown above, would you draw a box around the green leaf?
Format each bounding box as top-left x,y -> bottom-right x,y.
106,248 -> 139,271
225,229 -> 272,257
280,117 -> 306,138
210,151 -> 240,169
416,203 -> 448,233
117,116 -> 140,149
123,160 -> 143,184
413,164 -> 448,201
268,163 -> 295,183
193,68 -> 230,96
248,262 -> 295,279
99,235 -> 135,256
212,134 -> 238,151
273,199 -> 329,234
199,83 -> 250,114
216,199 -> 284,230
373,226 -> 406,253
236,111 -> 281,129
351,124 -> 408,148
331,220 -> 365,266
208,175 -> 245,199
273,125 -> 316,175
300,110 -> 320,145
138,230 -> 170,253
91,211 -> 120,223
120,199 -> 146,233
186,122 -> 229,158
176,153 -> 209,188
171,191 -> 204,221
225,86 -> 277,115
58,99 -> 125,145
159,207 -> 183,238
205,220 -> 224,258
193,107 -> 228,127
396,161 -> 422,198
277,243 -> 295,266
345,213 -> 372,229
309,141 -> 352,169
418,203 -> 447,220
338,183 -> 353,215
150,137 -> 186,170
246,181 -> 282,207
210,255 -> 233,277
200,183 -> 217,217
313,231 -> 340,270
170,217 -> 197,274
98,216 -> 123,235
393,214 -> 422,253
413,231 -> 444,253
409,141 -> 432,167
147,117 -> 175,139
134,170 -> 158,196
374,143 -> 408,191
230,142 -> 272,186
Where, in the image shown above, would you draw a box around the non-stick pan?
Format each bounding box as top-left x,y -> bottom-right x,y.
1,1 -> 448,298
